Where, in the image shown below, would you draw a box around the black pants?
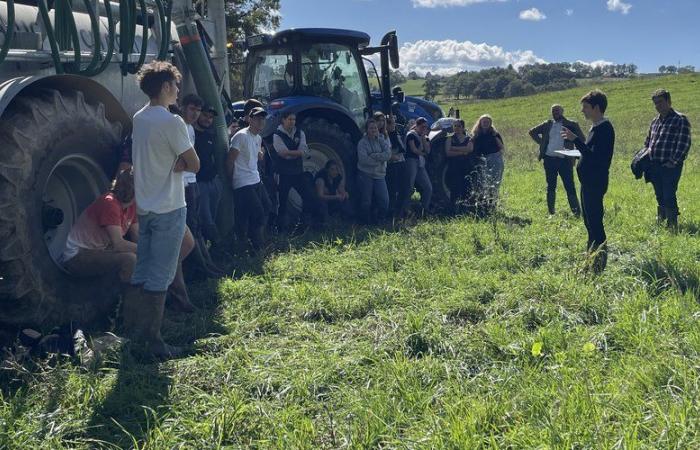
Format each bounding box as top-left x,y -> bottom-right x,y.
233,182 -> 271,249
580,179 -> 608,251
185,182 -> 201,238
544,156 -> 580,214
277,172 -> 318,227
386,161 -> 412,217
648,161 -> 683,212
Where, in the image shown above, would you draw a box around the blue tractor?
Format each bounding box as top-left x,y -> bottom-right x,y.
233,28 -> 444,210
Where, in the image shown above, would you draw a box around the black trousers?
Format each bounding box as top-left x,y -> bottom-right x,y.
446,162 -> 469,208
233,182 -> 271,249
543,156 -> 580,214
185,182 -> 201,238
580,180 -> 608,251
277,172 -> 318,227
647,161 -> 683,212
386,161 -> 412,217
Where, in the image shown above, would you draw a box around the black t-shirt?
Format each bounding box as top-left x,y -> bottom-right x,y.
315,169 -> 342,196
405,131 -> 422,159
194,127 -> 218,182
473,131 -> 503,156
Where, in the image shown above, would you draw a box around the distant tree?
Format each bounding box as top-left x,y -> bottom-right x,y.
678,65 -> 696,74
390,70 -> 407,86
408,71 -> 419,80
473,79 -> 495,99
504,79 -> 525,97
425,72 -> 433,79
658,65 -> 667,74
666,65 -> 678,74
423,78 -> 440,101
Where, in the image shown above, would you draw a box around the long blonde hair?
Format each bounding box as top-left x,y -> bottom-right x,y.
471,114 -> 497,138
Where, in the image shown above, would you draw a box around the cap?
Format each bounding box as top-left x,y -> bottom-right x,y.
249,106 -> 268,118
415,117 -> 428,126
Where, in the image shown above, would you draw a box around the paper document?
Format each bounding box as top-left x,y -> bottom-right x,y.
553,149 -> 582,158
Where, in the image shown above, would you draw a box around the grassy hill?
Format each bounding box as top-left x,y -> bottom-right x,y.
2,75 -> 699,449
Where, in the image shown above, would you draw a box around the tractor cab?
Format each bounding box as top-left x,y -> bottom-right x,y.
243,29 -> 378,128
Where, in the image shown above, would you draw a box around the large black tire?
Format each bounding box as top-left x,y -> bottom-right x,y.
280,118 -> 356,215
426,131 -> 452,211
0,88 -> 122,328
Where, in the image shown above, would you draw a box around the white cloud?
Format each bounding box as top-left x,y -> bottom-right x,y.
565,9 -> 574,16
412,0 -> 506,8
576,59 -> 615,68
519,8 -> 546,21
399,39 -> 545,76
607,0 -> 632,14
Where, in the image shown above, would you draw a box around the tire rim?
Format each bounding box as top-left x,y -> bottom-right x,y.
286,141 -> 345,213
42,155 -> 109,266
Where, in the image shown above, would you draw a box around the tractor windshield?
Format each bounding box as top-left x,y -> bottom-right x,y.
250,48 -> 295,102
300,43 -> 369,123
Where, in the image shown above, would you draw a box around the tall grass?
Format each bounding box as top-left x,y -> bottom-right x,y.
1,75 -> 698,449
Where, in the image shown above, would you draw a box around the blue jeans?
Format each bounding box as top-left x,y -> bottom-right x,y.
357,170 -> 389,220
198,177 -> 222,241
648,161 -> 683,212
131,207 -> 187,292
406,158 -> 433,210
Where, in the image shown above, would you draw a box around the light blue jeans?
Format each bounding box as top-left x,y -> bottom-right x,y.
131,207 -> 187,292
357,170 -> 389,219
406,158 -> 433,210
484,151 -> 504,203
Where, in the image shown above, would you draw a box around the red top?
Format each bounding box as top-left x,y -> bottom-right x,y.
62,193 -> 137,261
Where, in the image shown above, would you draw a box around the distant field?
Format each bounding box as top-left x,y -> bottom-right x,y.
2,75 -> 699,449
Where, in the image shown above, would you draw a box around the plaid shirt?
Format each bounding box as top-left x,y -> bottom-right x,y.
645,109 -> 692,165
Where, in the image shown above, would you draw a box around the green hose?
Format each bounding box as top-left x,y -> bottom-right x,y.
0,0 -> 15,65
14,0 -> 171,76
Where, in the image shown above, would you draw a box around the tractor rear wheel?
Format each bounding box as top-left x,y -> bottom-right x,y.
0,88 -> 122,328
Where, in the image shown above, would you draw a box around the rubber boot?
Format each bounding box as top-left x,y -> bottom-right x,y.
657,206 -> 666,225
167,263 -> 196,313
122,285 -> 182,358
665,207 -> 678,231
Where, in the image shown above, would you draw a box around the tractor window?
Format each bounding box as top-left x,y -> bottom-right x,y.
250,49 -> 295,102
301,44 -> 369,122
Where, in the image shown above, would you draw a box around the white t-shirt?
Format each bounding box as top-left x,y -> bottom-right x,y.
546,121 -> 565,157
183,124 -> 198,185
131,105 -> 192,214
229,128 -> 262,189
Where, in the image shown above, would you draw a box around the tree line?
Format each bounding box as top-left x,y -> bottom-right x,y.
391,62 -> 642,101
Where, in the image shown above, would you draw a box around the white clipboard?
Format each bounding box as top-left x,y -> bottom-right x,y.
553,149 -> 582,158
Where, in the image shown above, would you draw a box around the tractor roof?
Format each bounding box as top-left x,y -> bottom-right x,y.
246,28 -> 371,49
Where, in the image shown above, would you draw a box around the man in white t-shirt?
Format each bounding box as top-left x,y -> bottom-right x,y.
226,106 -> 271,251
124,61 -> 200,358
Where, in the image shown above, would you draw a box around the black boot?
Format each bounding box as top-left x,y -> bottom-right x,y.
657,206 -> 666,225
665,207 -> 678,231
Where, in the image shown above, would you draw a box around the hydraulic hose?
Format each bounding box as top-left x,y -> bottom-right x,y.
0,0 -> 15,65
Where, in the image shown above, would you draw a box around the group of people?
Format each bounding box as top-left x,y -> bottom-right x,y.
57,58 -> 691,357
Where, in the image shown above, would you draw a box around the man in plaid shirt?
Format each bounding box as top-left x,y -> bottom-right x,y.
644,89 -> 692,229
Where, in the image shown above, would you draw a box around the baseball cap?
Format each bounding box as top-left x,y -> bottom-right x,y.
201,104 -> 218,115
415,117 -> 428,126
249,107 -> 268,118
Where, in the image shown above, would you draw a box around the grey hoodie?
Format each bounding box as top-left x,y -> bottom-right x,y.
357,134 -> 392,179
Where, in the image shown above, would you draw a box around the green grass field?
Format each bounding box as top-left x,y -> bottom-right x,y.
1,75 -> 699,449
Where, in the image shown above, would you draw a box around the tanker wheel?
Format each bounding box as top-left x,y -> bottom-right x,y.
0,88 -> 122,328
283,117 -> 356,216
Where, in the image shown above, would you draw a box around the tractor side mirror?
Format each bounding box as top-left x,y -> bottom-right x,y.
389,33 -> 399,70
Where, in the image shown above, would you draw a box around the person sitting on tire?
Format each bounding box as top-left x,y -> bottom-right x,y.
444,119 -> 475,214
356,118 -> 392,224
62,169 -> 139,287
315,160 -> 351,222
405,117 -> 434,216
271,111 -> 319,231
125,61 -> 201,358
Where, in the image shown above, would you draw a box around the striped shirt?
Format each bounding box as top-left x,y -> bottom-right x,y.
645,109 -> 691,165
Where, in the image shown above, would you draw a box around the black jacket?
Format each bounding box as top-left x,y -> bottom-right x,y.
529,118 -> 585,160
574,120 -> 615,185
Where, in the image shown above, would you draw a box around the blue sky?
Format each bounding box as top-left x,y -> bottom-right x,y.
278,0 -> 700,75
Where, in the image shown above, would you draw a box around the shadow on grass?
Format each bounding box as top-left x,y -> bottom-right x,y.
82,353 -> 172,448
677,220 -> 700,236
637,257 -> 700,299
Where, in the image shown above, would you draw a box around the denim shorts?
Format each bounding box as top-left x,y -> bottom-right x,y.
131,207 -> 187,292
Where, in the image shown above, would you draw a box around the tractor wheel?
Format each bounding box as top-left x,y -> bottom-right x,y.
426,133 -> 452,211
284,117 -> 356,214
0,89 -> 122,328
